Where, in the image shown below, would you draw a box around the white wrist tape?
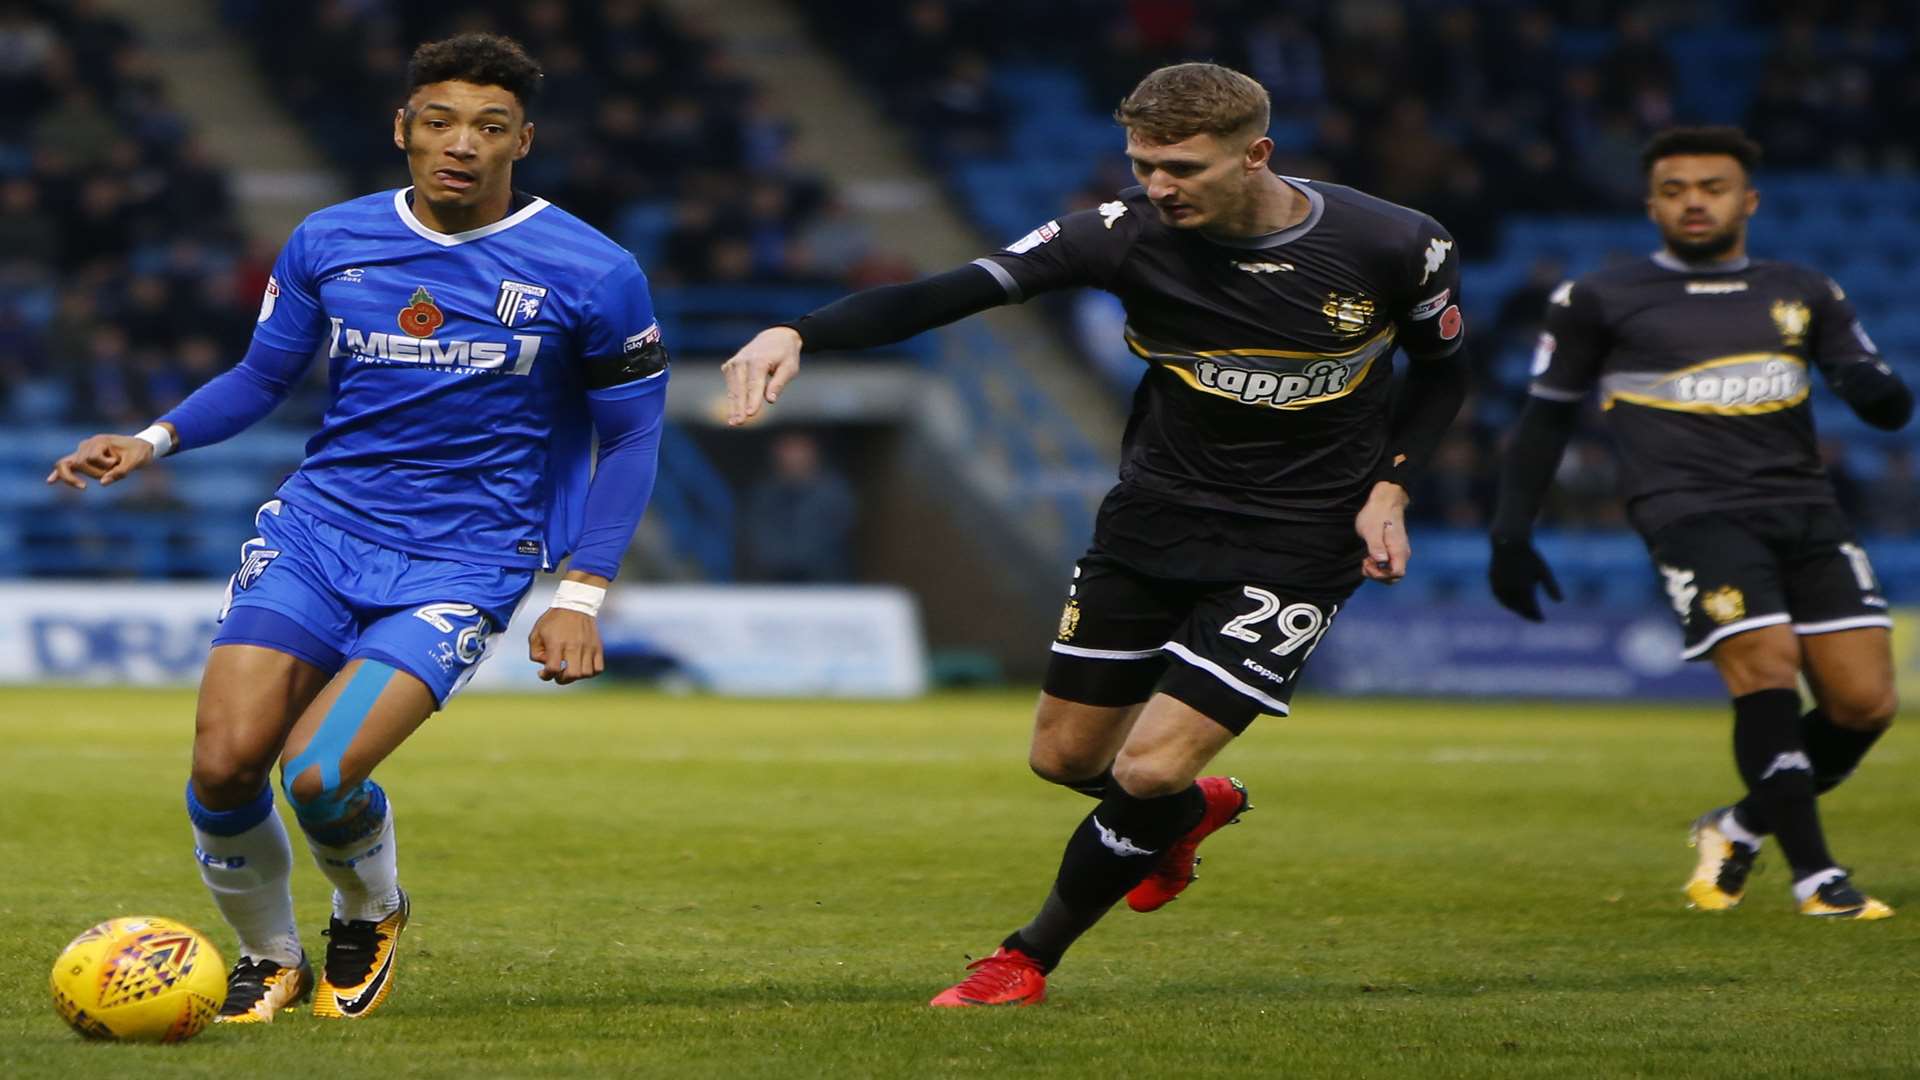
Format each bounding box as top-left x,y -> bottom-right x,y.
134,424 -> 174,459
549,580 -> 607,617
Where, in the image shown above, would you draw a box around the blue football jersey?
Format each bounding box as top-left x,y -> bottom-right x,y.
251,188 -> 666,569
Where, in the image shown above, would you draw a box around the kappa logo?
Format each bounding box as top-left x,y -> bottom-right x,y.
496,279 -> 549,327
1549,280 -> 1575,307
1234,260 -> 1293,274
1686,280 -> 1749,295
1099,200 -> 1128,229
1420,237 -> 1453,285
1760,751 -> 1812,780
1091,816 -> 1157,857
1659,564 -> 1697,620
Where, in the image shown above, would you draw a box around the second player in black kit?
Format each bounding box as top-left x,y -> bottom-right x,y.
980,179 -> 1466,725
1490,127 -> 1911,920
722,63 -> 1470,1005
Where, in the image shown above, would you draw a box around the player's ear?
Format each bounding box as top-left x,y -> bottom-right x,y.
393,108 -> 408,152
1243,134 -> 1273,173
1744,185 -> 1760,218
515,122 -> 534,161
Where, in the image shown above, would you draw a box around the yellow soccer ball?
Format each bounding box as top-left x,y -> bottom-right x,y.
50,917 -> 227,1042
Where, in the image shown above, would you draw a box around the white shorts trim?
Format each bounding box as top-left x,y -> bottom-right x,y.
1050,642 -> 1163,661
1680,613 -> 1792,660
1793,615 -> 1894,636
1160,641 -> 1291,715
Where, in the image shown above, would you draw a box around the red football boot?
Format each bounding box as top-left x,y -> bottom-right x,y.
1125,776 -> 1250,913
928,947 -> 1048,1007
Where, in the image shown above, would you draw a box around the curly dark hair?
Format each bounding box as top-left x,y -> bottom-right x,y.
405,33 -> 542,109
1640,126 -> 1762,177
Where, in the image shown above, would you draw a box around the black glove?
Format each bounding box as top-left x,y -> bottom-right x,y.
1488,535 -> 1563,622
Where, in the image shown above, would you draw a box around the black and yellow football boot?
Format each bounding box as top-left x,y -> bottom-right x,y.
1798,873 -> 1894,920
313,889 -> 410,1018
216,953 -> 313,1023
1685,806 -> 1759,911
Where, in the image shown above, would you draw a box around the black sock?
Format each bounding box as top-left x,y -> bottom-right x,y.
1732,707 -> 1887,831
1064,767 -> 1114,799
1004,783 -> 1205,971
1801,708 -> 1884,795
1730,689 -> 1834,879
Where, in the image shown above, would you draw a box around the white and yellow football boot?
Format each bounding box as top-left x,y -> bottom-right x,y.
1685,807 -> 1759,911
216,953 -> 313,1023
1798,872 -> 1894,920
313,889 -> 410,1018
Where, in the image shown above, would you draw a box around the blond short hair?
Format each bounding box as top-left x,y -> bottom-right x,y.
1114,63 -> 1270,144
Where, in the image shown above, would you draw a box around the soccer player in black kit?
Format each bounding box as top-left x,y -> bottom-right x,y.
1489,127 -> 1912,920
723,63 -> 1471,1004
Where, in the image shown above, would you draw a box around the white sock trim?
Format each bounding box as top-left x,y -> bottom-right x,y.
1793,866 -> 1845,903
1718,808 -> 1763,850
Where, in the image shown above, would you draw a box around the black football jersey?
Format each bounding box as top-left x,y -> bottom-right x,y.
976,180 -> 1466,525
1528,253 -> 1886,534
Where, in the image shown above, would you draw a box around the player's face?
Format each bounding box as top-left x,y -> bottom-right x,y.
394,80 -> 533,213
1126,130 -> 1260,230
1646,154 -> 1758,261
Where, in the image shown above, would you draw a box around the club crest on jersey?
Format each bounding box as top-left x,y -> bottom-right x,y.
1322,292 -> 1375,336
1770,300 -> 1810,347
496,279 -> 549,327
1700,585 -> 1746,625
398,286 -> 445,338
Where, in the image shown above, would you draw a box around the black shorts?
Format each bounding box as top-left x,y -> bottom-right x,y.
1043,542 -> 1359,735
1644,503 -> 1891,661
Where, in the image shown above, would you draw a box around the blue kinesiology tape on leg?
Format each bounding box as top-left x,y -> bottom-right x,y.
282,660 -> 395,819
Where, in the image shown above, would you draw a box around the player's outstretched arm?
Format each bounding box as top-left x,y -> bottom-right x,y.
723,264 -> 1009,425
1486,397 -> 1581,621
45,427 -> 171,489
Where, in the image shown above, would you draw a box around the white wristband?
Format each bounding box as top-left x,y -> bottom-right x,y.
549,580 -> 607,617
134,424 -> 174,459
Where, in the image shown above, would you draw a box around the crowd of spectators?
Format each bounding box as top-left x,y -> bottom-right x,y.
0,0 -> 273,433
224,0 -> 883,290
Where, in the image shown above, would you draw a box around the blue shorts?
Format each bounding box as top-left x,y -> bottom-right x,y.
212,499 -> 535,705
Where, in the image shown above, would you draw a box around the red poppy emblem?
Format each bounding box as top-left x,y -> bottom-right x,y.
399,285 -> 445,338
1438,304 -> 1463,341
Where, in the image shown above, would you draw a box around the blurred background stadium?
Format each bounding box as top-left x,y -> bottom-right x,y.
4,0 -> 1919,699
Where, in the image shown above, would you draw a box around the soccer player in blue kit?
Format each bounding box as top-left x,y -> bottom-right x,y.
46,34 -> 668,1022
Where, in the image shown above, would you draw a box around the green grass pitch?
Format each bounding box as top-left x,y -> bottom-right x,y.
2,687 -> 1916,1078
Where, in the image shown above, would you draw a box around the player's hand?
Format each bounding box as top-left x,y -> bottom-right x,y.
527,608 -> 605,685
46,434 -> 155,490
721,326 -> 802,426
1355,481 -> 1411,584
1488,535 -> 1563,621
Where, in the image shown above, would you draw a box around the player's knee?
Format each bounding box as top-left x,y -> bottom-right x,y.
190,732 -> 276,808
1111,754 -> 1197,799
1828,686 -> 1897,732
1028,744 -> 1109,787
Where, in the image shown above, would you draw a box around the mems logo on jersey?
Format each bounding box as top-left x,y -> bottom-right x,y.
326,284 -> 543,376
